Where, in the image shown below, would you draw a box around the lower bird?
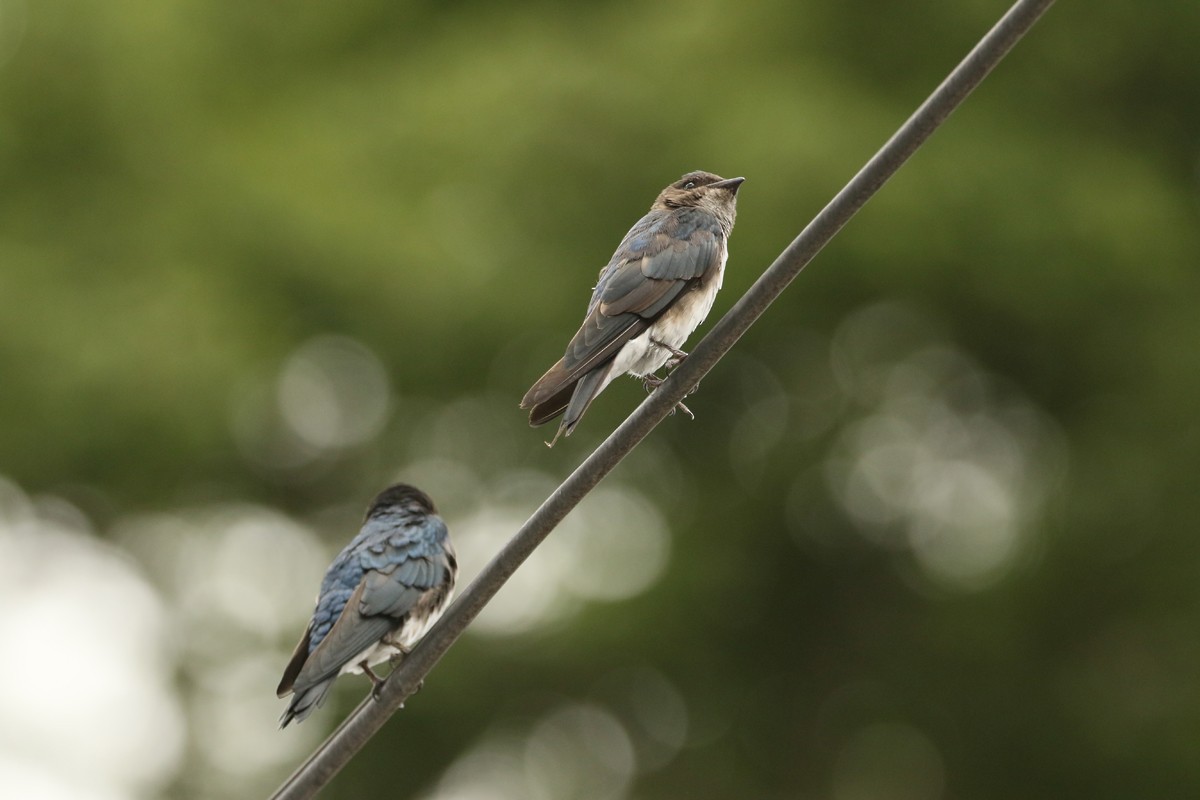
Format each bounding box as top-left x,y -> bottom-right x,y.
521,170 -> 744,445
276,483 -> 457,727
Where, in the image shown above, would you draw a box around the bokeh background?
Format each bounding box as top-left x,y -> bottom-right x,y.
2,1 -> 1198,798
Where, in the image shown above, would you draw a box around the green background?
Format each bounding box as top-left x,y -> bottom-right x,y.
2,1 -> 1198,798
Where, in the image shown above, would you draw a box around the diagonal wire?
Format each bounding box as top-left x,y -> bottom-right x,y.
268,1 -> 1056,796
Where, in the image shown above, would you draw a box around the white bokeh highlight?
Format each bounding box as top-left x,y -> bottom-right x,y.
824,303 -> 1064,589
229,334 -> 392,473
0,480 -> 184,800
451,482 -> 671,636
116,503 -> 334,794
421,701 -> 641,800
278,335 -> 391,450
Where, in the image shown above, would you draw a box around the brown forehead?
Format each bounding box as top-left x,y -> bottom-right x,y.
672,171 -> 723,189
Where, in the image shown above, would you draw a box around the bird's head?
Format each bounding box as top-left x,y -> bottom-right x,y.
653,171 -> 745,229
366,483 -> 438,519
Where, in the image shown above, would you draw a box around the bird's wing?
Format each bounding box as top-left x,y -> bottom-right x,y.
357,521 -> 452,617
521,209 -> 722,408
290,580 -> 395,691
598,211 -> 720,317
276,622 -> 314,697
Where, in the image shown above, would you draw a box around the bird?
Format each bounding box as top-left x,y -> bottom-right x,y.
276,483 -> 457,727
520,170 -> 744,445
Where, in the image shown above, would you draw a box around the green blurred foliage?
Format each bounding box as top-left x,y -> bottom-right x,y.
2,0 -> 1199,798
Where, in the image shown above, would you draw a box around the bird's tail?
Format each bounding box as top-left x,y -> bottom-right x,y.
523,367 -> 609,446
526,384 -> 574,428
279,677 -> 337,728
521,358 -> 573,411
556,368 -> 609,441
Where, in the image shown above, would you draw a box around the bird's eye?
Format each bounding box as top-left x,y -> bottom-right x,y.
684,181 -> 696,189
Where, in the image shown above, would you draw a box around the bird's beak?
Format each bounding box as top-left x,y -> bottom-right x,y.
710,176 -> 746,194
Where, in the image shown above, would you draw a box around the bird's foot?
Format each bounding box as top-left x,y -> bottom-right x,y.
641,371 -> 696,419
641,374 -> 665,393
383,633 -> 410,652
670,400 -> 695,420
651,338 -> 689,363
362,663 -> 387,700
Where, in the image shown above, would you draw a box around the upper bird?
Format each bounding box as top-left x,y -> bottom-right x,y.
276,483 -> 457,727
520,170 -> 744,445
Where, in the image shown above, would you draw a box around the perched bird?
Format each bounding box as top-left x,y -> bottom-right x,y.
521,170 -> 744,445
277,484 -> 457,727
